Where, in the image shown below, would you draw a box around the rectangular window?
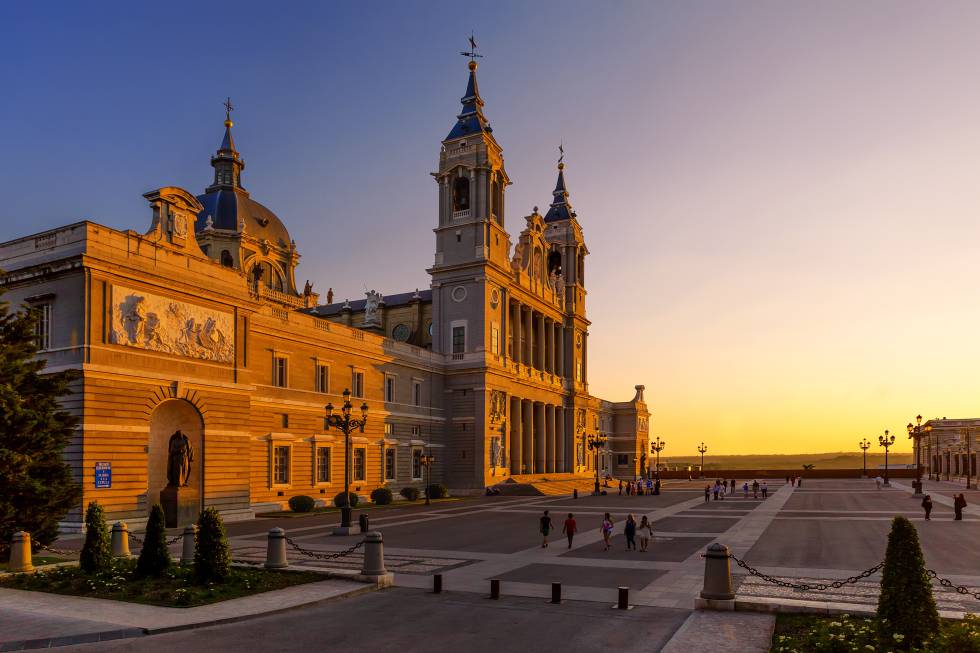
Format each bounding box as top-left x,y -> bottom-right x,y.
316,446 -> 331,483
412,448 -> 423,480
413,380 -> 422,407
490,323 -> 500,355
34,303 -> 51,351
384,422 -> 392,436
385,448 -> 396,481
617,454 -> 628,466
273,445 -> 290,485
452,326 -> 465,354
353,448 -> 366,482
411,425 -> 420,437
273,356 -> 288,387
281,413 -> 289,428
351,370 -> 364,398
385,375 -> 395,403
575,360 -> 583,383
316,364 -> 329,393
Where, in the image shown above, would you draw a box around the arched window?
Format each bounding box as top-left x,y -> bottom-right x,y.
548,250 -> 562,277
577,250 -> 585,285
249,261 -> 285,292
533,248 -> 543,282
220,250 -> 233,267
453,177 -> 470,213
491,178 -> 502,223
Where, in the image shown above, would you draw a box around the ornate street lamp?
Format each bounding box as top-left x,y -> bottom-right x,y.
859,438 -> 870,478
878,429 -> 895,487
587,433 -> 607,495
960,427 -> 974,490
650,436 -> 666,478
906,414 -> 929,495
420,452 -> 436,505
697,442 -> 707,479
324,389 -> 368,533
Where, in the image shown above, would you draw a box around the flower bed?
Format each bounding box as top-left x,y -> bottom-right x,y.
0,559 -> 324,607
772,613 -> 980,653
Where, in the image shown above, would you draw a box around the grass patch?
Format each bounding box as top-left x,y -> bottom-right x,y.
772,613 -> 980,652
258,496 -> 465,517
0,558 -> 324,607
0,556 -> 67,571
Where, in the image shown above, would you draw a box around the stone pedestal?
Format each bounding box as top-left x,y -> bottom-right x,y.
160,486 -> 199,528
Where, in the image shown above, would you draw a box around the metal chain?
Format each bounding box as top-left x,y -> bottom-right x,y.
126,532 -> 183,546
729,553 -> 884,591
127,532 -> 144,546
33,542 -> 79,557
927,569 -> 980,601
283,536 -> 363,561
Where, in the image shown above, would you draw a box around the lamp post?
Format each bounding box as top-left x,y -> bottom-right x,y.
878,429 -> 895,487
906,415 -> 929,495
697,442 -> 707,479
859,438 -> 870,478
650,437 -> 666,478
960,427 -> 974,490
587,433 -> 607,495
420,452 -> 436,505
324,389 -> 368,534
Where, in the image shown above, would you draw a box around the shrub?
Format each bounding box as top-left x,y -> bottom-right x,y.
193,507 -> 230,584
333,491 -> 359,508
370,488 -> 393,505
135,504 -> 171,577
426,483 -> 448,500
935,614 -> 980,653
400,486 -> 420,501
79,501 -> 111,574
876,516 -> 939,648
288,495 -> 316,513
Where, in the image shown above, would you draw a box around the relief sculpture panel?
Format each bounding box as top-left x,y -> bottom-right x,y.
110,285 -> 234,363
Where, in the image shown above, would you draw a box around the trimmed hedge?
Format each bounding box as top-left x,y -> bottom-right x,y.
370,488 -> 393,505
333,491 -> 359,508
136,504 -> 171,577
79,501 -> 111,574
426,483 -> 449,500
877,516 -> 939,648
400,486 -> 420,501
288,495 -> 316,513
194,507 -> 230,584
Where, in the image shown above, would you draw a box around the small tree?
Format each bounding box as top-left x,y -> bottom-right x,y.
79,501 -> 111,574
136,504 -> 171,577
194,507 -> 230,584
877,516 -> 939,648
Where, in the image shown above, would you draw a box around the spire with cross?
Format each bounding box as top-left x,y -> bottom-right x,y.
224,97 -> 234,125
460,32 -> 483,62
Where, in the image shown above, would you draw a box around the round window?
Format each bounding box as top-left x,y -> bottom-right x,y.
489,287 -> 500,308
392,324 -> 411,342
451,286 -> 467,303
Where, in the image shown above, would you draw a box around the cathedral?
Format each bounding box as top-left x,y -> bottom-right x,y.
0,56 -> 650,530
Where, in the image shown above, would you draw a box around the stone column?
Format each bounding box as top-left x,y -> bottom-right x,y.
512,300 -> 520,363
500,289 -> 508,364
556,324 -> 564,378
534,402 -> 546,474
522,399 -> 534,474
523,308 -> 533,370
536,314 -> 546,372
545,318 -> 554,375
582,331 -> 588,384
545,404 -> 556,473
555,406 -> 566,472
510,396 -> 522,474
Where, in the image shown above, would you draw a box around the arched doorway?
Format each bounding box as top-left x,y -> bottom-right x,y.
148,399 -> 204,524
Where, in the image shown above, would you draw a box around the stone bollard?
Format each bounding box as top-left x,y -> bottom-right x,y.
111,522 -> 130,558
433,573 -> 443,593
360,532 -> 386,576
9,531 -> 34,574
265,527 -> 288,569
699,543 -> 735,606
490,578 -> 500,600
551,581 -> 562,604
616,586 -> 631,610
180,525 -> 197,565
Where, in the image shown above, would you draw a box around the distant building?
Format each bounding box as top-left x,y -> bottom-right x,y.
917,418 -> 979,479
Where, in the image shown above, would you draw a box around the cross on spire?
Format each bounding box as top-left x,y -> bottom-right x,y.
223,97 -> 234,122
460,32 -> 483,61
558,143 -> 564,166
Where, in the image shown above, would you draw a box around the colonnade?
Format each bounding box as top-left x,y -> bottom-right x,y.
508,397 -> 573,474
506,299 -> 564,377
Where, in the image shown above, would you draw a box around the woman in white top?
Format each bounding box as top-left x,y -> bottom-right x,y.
638,515 -> 654,552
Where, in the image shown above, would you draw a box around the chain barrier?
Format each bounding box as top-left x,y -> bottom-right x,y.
33,542 -> 79,557
125,532 -> 184,547
927,569 -> 980,601
284,536 -> 363,561
729,553 -> 884,591
127,532 -> 144,547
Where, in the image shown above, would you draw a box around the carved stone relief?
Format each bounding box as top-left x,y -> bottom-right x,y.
489,390 -> 507,423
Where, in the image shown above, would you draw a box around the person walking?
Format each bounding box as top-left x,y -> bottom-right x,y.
954,493 -> 967,521
638,515 -> 653,552
752,479 -> 759,499
730,479 -> 736,493
921,495 -> 933,521
742,481 -> 749,498
875,475 -> 882,490
719,482 -> 726,501
618,480 -> 623,495
654,478 -> 661,495
540,510 -> 553,548
797,477 -> 803,488
562,513 -> 577,549
704,484 -> 711,503
761,481 -> 769,499
713,482 -> 720,501
624,513 -> 637,551
601,513 -> 614,551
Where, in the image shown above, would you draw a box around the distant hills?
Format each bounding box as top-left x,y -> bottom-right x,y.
662,451 -> 914,470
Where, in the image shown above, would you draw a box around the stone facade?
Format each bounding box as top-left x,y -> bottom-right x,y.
0,58 -> 649,531
917,418 -> 979,480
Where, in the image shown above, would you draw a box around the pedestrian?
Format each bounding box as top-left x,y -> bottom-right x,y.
730,479 -> 736,493
719,482 -> 726,500
624,513 -> 637,551
798,477 -> 803,488
540,510 -> 553,548
601,513 -> 614,551
761,481 -> 768,499
562,512 -> 577,548
742,481 -> 749,498
638,515 -> 653,552
921,495 -> 933,521
713,483 -> 720,501
618,480 -> 623,495
654,478 -> 661,495
752,480 -> 759,499
704,484 -> 711,503
875,476 -> 882,490
954,493 -> 967,521
785,476 -> 790,484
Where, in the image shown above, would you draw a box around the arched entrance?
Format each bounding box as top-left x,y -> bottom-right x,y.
148,399 -> 204,525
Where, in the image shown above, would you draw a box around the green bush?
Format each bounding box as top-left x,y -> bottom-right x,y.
288,495 -> 316,513
79,501 -> 111,574
400,486 -> 420,501
426,483 -> 448,500
935,614 -> 980,653
193,507 -> 230,584
877,516 -> 939,648
135,504 -> 171,577
333,491 -> 359,508
370,487 -> 393,505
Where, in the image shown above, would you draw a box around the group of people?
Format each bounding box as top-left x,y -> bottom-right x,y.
617,478 -> 661,496
538,510 -> 655,552
704,478 -> 769,501
920,493 -> 969,520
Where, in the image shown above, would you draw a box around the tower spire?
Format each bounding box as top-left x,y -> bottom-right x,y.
544,145 -> 575,222
207,98 -> 245,193
447,35 -> 491,140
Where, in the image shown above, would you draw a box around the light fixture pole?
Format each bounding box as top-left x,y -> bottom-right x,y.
906,415 -> 929,495
324,389 -> 368,534
697,442 -> 707,479
961,427 -> 974,490
878,429 -> 895,487
650,437 -> 666,478
859,438 -> 870,478
587,433 -> 607,495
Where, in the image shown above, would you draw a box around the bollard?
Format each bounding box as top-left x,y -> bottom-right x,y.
616,586 -> 630,610
111,522 -> 130,558
551,581 -> 562,604
360,532 -> 386,576
433,573 -> 443,593
180,525 -> 197,565
9,531 -> 34,574
490,578 -> 500,600
359,513 -> 370,534
265,527 -> 288,569
699,543 -> 734,601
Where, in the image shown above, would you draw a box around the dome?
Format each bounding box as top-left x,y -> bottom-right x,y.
196,189 -> 291,249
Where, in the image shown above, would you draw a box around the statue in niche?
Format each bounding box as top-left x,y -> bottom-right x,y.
364,290 -> 383,324
166,430 -> 193,487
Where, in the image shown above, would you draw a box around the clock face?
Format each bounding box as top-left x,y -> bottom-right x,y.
392,324 -> 411,342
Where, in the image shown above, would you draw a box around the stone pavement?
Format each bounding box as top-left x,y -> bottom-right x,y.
661,610 -> 774,653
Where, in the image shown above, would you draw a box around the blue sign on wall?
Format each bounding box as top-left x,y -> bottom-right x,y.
94,462 -> 111,489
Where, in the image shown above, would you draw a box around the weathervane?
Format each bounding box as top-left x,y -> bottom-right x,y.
558,143 -> 564,166
460,32 -> 483,61
223,97 -> 234,122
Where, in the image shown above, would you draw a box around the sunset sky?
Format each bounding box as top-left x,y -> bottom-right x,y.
3,2 -> 979,455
